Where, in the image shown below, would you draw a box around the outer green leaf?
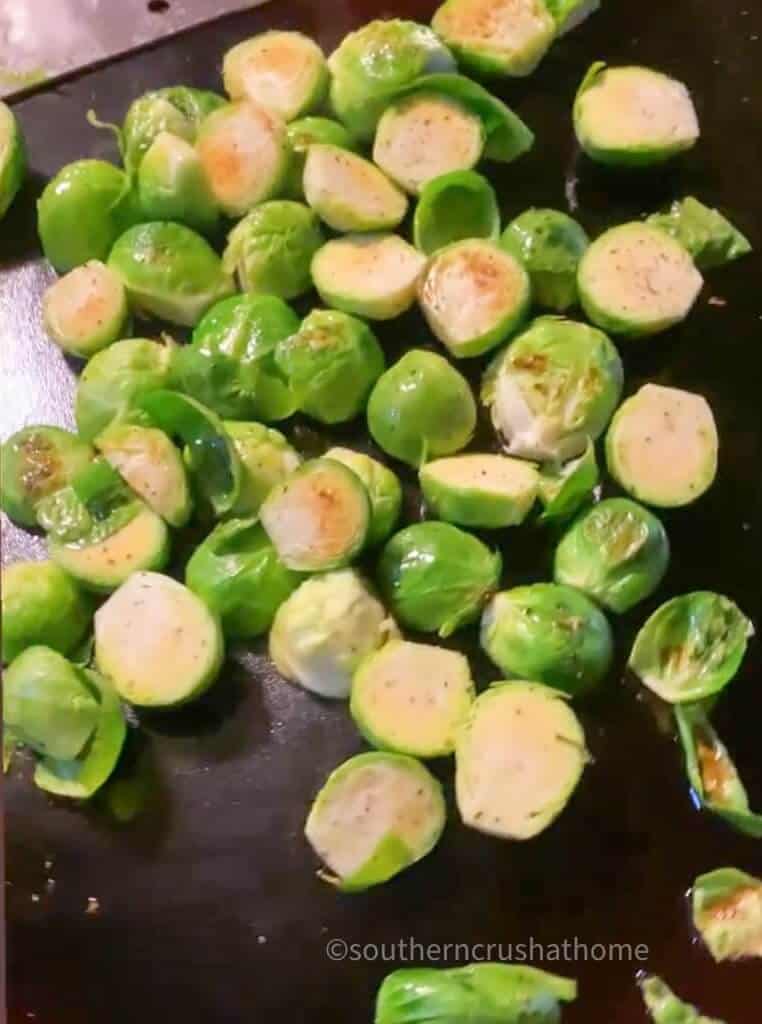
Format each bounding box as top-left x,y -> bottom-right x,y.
646,196 -> 752,270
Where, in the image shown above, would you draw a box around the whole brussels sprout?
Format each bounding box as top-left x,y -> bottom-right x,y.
413,169 -> 500,256
225,421 -> 301,516
119,86 -> 225,175
501,208 -> 590,312
481,583 -> 614,697
324,447 -> 402,547
223,200 -> 324,299
223,31 -> 329,121
0,99 -> 26,219
2,561 -> 92,663
1,425 -> 93,525
137,132 -> 219,234
284,116 -> 357,199
378,521 -> 501,637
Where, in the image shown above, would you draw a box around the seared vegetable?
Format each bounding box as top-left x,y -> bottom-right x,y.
0,99 -> 25,218
1,425 -> 93,525
137,132 -> 219,234
303,144 -> 408,232
691,867 -> 762,962
284,116 -> 357,199
413,169 -> 500,255
647,196 -> 752,270
226,421 -> 301,516
432,0 -> 556,77
639,975 -> 724,1024
223,31 -> 328,120
538,439 -> 598,524
420,453 -> 539,528
1,561 -> 92,664
502,208 -> 589,312
117,86 -> 225,175
43,261 -> 129,358
324,447 -> 402,547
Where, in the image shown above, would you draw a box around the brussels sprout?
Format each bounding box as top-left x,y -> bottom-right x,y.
108,222 -> 233,328
501,208 -> 589,311
538,439 -> 598,524
639,975 -> 724,1024
0,99 -> 26,218
137,132 -> 219,234
3,646 -> 99,759
328,19 -> 457,141
373,91 -> 484,195
482,317 -> 623,462
75,337 -> 174,441
226,421 -> 301,516
223,200 -> 324,299
95,571 -> 224,707
420,454 -> 539,528
574,63 -> 700,166
419,239 -> 531,357
42,260 -> 129,359
545,0 -> 600,35
578,223 -> 703,337
305,751 -> 445,890
647,196 -> 752,271
118,86 -> 225,175
311,234 -> 425,321
284,117 -> 357,199
606,384 -> 718,508
432,0 -> 556,77
481,584 -> 613,696
274,309 -> 384,424
1,561 -> 92,664
554,498 -> 669,613
675,703 -> 762,839
367,349 -> 476,467
37,160 -> 140,273
270,569 -> 397,699
457,682 -> 588,838
691,868 -> 762,962
196,100 -> 289,218
223,31 -> 328,121
378,521 -> 501,637
376,964 -> 577,1024
1,425 -> 93,525
186,518 -> 300,640
628,592 -> 753,703
413,169 -> 500,255
324,447 -> 402,547
303,144 -> 408,232
260,459 -> 370,572
351,640 -> 475,757
173,293 -> 299,422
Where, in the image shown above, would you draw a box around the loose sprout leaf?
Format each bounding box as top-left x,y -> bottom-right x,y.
413,169 -> 500,255
646,196 -> 752,270
538,439 -> 598,524
639,975 -> 725,1024
36,456 -> 140,548
691,868 -> 762,962
0,99 -> 26,219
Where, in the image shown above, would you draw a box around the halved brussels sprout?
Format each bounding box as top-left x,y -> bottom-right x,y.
75,336 -> 174,441
223,200 -> 324,299
554,498 -> 669,613
324,447 -> 402,547
303,144 -> 408,232
95,571 -> 224,707
0,99 -> 26,218
305,751 -> 445,891
173,293 -> 299,422
274,309 -> 385,424
1,425 -> 93,525
606,384 -> 718,508
419,239 -> 531,357
351,640 -> 475,758
137,132 -> 219,235
481,584 -> 613,696
42,261 -> 129,358
223,31 -> 328,121
186,518 -> 300,640
373,91 -> 484,195
37,160 -> 140,273
432,0 -> 556,77
413,170 -> 500,255
538,439 -> 598,524
691,868 -> 762,962
482,317 -> 623,462
367,349 -> 476,467
457,682 -> 588,839
639,975 -> 723,1024
283,116 -> 357,199
378,521 -> 501,637
647,196 -> 752,270
1,560 -> 92,664
501,208 -> 589,311
311,234 -> 425,321
574,63 -> 700,166
108,222 -> 234,327
628,592 -> 753,703
578,223 -> 703,337
545,0 -> 600,35
196,100 -> 289,217
420,453 -> 539,528
328,19 -> 457,141
261,458 -> 370,572
226,421 -> 301,516
117,86 -> 225,175
270,569 -> 396,699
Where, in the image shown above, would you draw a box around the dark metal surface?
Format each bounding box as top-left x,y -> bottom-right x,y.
2,2 -> 762,1021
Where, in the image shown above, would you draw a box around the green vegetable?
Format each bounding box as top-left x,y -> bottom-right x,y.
413,169 -> 500,255
691,867 -> 762,962
1,560 -> 92,664
223,200 -> 324,299
137,132 -> 219,234
186,518 -> 300,640
432,0 -> 556,77
378,521 -> 501,637
420,453 -> 539,528
284,116 -> 358,199
628,592 -> 753,703
303,144 -> 408,232
545,0 -> 600,35
639,975 -> 724,1024
117,86 -> 225,175
226,421 -> 301,516
502,208 -> 589,311
1,425 -> 93,526
481,583 -> 613,696
270,569 -> 397,699
646,196 -> 752,270
42,260 -> 129,358
538,440 -> 598,524
324,447 -> 402,547
0,99 -> 26,218
223,31 -> 328,120
554,498 -> 669,613
305,751 -> 445,890
367,349 -> 476,467
274,309 -> 385,425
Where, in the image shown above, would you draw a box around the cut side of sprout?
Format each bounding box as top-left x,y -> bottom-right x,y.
137,132 -> 219,235
432,0 -> 557,77
311,234 -> 425,320
43,261 -> 129,359
223,31 -> 328,121
420,454 -> 539,528
303,144 -> 408,232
